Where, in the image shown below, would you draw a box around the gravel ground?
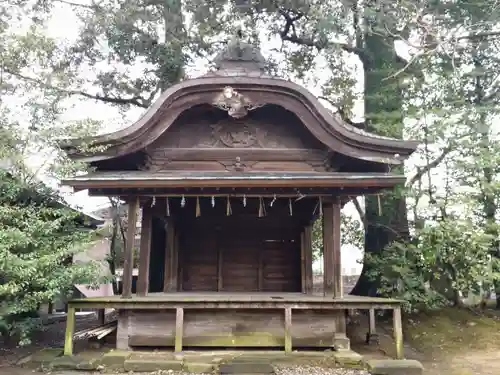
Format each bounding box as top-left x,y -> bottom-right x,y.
274,365 -> 369,375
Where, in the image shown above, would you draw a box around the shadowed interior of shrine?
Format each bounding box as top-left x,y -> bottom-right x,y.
149,196 -> 318,294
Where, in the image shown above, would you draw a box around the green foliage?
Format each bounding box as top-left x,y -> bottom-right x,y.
311,212 -> 364,261
365,218 -> 500,312
0,170 -> 102,346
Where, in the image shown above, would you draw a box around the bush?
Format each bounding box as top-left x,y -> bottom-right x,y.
365,218 -> 499,312
0,171 -> 102,345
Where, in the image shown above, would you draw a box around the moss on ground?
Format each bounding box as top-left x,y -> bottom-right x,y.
404,307 -> 500,356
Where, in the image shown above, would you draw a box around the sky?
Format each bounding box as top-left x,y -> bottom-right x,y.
14,1 -> 431,274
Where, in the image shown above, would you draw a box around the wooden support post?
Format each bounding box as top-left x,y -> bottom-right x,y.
122,197 -> 139,298
332,201 -> 342,298
393,306 -> 404,359
175,307 -> 184,353
366,308 -> 378,344
303,225 -> 313,294
323,202 -> 334,297
98,308 -> 105,325
63,306 -> 76,356
137,205 -> 153,296
284,307 -> 292,353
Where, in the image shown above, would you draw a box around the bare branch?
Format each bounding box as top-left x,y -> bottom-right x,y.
407,146 -> 452,188
51,0 -> 95,9
5,69 -> 149,108
351,197 -> 367,230
277,9 -> 369,65
456,30 -> 500,41
318,96 -> 366,129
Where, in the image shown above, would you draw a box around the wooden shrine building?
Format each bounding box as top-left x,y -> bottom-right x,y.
60,34 -> 418,356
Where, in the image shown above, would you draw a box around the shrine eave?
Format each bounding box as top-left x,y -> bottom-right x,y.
63,171 -> 406,192
59,76 -> 419,165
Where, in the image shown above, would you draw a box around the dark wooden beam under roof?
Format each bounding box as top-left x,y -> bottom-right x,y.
63,171 -> 406,192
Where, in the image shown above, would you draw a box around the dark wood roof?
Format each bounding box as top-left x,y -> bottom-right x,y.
60,36 -> 419,165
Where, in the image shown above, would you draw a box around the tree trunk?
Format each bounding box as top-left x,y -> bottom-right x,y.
351,32 -> 410,296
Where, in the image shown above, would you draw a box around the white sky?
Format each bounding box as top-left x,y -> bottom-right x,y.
13,1 -> 436,274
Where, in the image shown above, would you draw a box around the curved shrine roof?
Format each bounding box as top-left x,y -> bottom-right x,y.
61,32 -> 419,165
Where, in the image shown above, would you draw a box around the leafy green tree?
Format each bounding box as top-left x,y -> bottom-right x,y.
365,217 -> 499,312
0,170 -> 102,345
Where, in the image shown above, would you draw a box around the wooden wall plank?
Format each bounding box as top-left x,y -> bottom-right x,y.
163,219 -> 178,292
300,231 -> 306,293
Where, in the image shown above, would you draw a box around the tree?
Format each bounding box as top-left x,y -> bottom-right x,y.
3,0 -> 499,309
0,170 -> 103,345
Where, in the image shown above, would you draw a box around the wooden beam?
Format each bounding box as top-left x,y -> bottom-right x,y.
122,197 -> 139,298
303,225 -> 314,294
284,307 -> 292,353
63,306 -> 76,356
332,200 -> 342,298
175,307 -> 184,352
137,205 -> 153,296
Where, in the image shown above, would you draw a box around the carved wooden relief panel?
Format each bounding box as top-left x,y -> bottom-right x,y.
144,109 -> 333,172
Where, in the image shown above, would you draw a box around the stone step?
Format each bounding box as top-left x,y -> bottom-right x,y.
219,362 -> 275,374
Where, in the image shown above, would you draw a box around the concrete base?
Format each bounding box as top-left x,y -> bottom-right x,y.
367,359 -> 424,375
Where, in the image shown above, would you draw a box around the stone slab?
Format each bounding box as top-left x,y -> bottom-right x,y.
334,350 -> 364,367
51,352 -> 104,371
99,349 -> 131,369
50,356 -> 79,370
18,348 -> 63,368
220,362 -> 275,374
367,359 -> 424,375
123,358 -> 183,372
183,362 -> 215,373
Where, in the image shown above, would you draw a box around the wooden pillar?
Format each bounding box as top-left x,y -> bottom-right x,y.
137,204 -> 153,296
122,197 -> 139,298
284,307 -> 292,353
175,307 -> 184,352
366,308 -> 379,344
63,306 -> 75,356
323,200 -> 342,298
163,218 -> 179,292
98,308 -> 105,325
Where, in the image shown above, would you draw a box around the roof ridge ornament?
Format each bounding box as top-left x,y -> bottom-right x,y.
212,86 -> 262,119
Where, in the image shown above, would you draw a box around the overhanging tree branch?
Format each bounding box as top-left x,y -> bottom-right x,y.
5,69 -> 149,108
277,9 -> 369,65
318,96 -> 366,130
407,146 -> 452,188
